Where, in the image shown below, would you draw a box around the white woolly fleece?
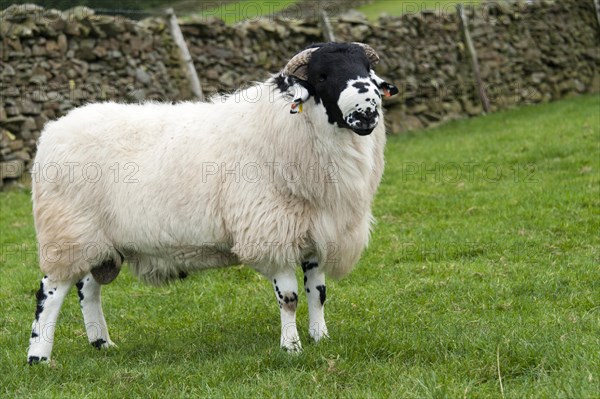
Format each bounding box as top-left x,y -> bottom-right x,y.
32,79 -> 386,285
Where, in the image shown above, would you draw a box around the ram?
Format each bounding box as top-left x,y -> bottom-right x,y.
27,42 -> 399,364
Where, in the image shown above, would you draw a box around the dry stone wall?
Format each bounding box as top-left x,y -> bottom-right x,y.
1,0 -> 599,187
472,0 -> 599,109
0,4 -> 189,186
331,0 -> 600,131
180,17 -> 323,94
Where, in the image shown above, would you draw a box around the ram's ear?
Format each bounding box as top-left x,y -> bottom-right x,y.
370,70 -> 399,97
290,82 -> 311,101
380,81 -> 399,97
274,74 -> 312,114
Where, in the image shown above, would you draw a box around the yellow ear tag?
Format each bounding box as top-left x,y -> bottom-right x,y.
290,102 -> 303,114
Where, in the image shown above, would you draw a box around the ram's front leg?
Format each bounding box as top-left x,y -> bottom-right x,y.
302,258 -> 328,342
272,268 -> 302,353
76,272 -> 116,350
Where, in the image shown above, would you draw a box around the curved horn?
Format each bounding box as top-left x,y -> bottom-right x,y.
353,42 -> 380,67
282,47 -> 319,80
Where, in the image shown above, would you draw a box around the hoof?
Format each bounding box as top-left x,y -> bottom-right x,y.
91,338 -> 117,350
27,356 -> 48,365
309,325 -> 329,343
310,331 -> 330,343
281,340 -> 303,354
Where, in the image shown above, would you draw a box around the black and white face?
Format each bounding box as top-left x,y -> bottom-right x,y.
285,43 -> 399,136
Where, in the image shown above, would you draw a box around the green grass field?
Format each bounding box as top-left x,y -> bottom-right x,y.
178,0 -> 482,24
1,94 -> 599,397
357,0 -> 481,20
180,0 -> 298,24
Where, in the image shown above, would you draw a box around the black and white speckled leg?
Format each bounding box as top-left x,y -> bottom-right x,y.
27,276 -> 73,364
272,268 -> 302,353
302,257 -> 328,342
76,273 -> 115,350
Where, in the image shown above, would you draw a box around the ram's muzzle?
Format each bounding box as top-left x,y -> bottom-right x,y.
344,110 -> 379,135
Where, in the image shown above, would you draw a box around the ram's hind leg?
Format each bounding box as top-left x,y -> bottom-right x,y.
76,272 -> 115,350
27,276 -> 73,364
302,258 -> 328,342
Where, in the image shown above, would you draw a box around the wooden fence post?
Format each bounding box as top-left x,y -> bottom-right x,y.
319,10 -> 336,42
457,4 -> 490,113
165,8 -> 204,101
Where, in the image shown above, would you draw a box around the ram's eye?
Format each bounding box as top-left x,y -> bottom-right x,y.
318,74 -> 327,82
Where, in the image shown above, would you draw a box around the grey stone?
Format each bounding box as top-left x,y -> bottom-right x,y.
8,139 -> 24,151
65,6 -> 95,21
1,64 -> 16,76
219,70 -> 237,87
13,151 -> 31,162
20,100 -> 42,115
5,106 -> 20,117
128,89 -> 146,102
135,68 -> 152,84
339,10 -> 368,24
531,72 -> 546,84
29,74 -> 47,84
57,34 -> 68,53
